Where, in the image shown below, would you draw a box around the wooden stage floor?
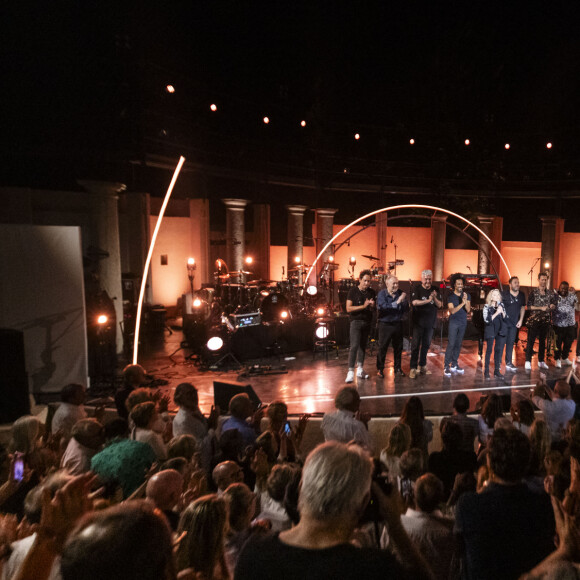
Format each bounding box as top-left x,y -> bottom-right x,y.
137,324 -> 579,418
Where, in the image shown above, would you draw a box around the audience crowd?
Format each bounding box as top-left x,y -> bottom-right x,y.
1,363 -> 580,579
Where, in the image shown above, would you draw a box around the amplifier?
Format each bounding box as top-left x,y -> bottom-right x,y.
232,311 -> 261,328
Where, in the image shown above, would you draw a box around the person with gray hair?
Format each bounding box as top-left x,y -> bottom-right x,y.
61,418 -> 105,475
321,386 -> 372,451
410,269 -> 442,378
235,441 -> 434,579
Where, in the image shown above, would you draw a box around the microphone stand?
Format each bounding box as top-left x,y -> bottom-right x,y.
528,257 -> 540,288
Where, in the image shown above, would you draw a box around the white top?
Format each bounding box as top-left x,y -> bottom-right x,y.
172,407 -> 207,440
532,396 -> 576,441
51,402 -> 87,436
2,534 -> 61,580
478,416 -> 494,445
60,437 -> 98,475
321,409 -> 373,452
132,428 -> 167,460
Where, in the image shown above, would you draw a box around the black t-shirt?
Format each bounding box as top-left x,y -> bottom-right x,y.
411,283 -> 440,328
235,533 -> 407,580
347,286 -> 376,323
501,289 -> 526,328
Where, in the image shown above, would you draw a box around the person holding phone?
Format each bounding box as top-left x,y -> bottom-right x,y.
483,289 -> 507,380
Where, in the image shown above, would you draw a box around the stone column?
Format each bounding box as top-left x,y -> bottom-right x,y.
376,213 -> 388,269
541,216 -> 564,289
222,199 -> 249,274
431,215 -> 447,282
286,205 -> 308,282
253,204 -> 271,281
79,180 -> 126,354
477,216 -> 494,275
189,199 -> 210,286
314,208 -> 338,278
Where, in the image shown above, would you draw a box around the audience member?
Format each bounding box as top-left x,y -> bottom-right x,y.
477,393 -> 503,447
399,448 -> 426,509
173,382 -> 209,440
455,428 -> 555,580
511,399 -> 536,437
400,473 -> 455,580
235,441 -> 433,579
321,386 -> 372,451
532,379 -> 576,442
61,418 -> 105,475
167,434 -> 198,462
447,393 -> 479,452
399,396 -> 433,458
115,364 -> 148,420
379,423 -> 412,481
212,461 -> 244,494
256,463 -> 298,532
145,469 -> 183,531
177,494 -> 229,579
130,401 -> 167,460
8,416 -> 56,478
51,383 -> 88,438
221,394 -> 262,447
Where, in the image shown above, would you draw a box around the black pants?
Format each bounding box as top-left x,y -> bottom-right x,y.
525,324 -> 549,362
377,321 -> 403,371
485,335 -> 506,374
554,325 -> 576,360
410,324 -> 434,368
348,319 -> 371,369
504,324 -> 519,365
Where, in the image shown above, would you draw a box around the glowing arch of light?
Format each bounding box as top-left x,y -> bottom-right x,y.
133,156 -> 186,364
305,204 -> 511,285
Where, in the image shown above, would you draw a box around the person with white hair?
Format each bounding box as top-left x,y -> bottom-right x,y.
409,270 -> 442,378
321,386 -> 372,452
235,441 -> 434,579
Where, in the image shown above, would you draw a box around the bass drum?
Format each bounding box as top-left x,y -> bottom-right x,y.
255,292 -> 289,323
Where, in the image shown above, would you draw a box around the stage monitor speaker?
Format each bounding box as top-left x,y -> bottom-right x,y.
0,328 -> 31,423
213,380 -> 261,415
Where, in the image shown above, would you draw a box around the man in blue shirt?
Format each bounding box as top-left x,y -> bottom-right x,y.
444,274 -> 471,377
376,275 -> 409,377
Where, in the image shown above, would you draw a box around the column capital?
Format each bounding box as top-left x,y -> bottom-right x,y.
78,180 -> 126,198
286,205 -> 308,216
540,216 -> 561,225
222,198 -> 249,211
476,215 -> 495,225
431,214 -> 448,223
314,208 -> 338,218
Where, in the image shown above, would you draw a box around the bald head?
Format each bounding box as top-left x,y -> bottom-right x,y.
212,461 -> 244,492
146,469 -> 183,511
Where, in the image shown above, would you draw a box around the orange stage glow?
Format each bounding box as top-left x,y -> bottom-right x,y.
166,85 -> 175,93
409,138 -> 415,145
464,139 -> 470,146
354,133 -> 360,140
546,142 -> 553,149
263,116 -> 270,124
97,315 -> 108,325
210,104 -> 217,111
505,143 -> 510,150
300,120 -> 306,127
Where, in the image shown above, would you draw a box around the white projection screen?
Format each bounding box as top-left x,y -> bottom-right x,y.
0,225 -> 88,396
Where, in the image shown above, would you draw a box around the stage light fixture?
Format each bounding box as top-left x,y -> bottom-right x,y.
354,133 -> 360,140
464,139 -> 470,146
263,116 -> 270,124
300,120 -> 306,127
97,315 -> 108,325
317,307 -> 325,316
193,298 -> 202,308
315,325 -> 329,339
294,256 -> 301,264
546,142 -> 553,149
280,310 -> 289,320
166,85 -> 175,93
245,256 -> 253,265
307,285 -> 318,296
504,143 -> 510,150
260,289 -> 270,297
409,138 -> 415,145
349,256 -> 356,266
210,104 -> 217,111
207,336 -> 224,352
544,262 -> 550,269
328,255 -> 334,262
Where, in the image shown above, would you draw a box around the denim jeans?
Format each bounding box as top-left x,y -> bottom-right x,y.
410,324 -> 434,368
504,324 -> 519,365
348,319 -> 371,368
444,320 -> 466,367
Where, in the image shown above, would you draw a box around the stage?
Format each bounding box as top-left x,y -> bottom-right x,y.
135,319 -> 575,419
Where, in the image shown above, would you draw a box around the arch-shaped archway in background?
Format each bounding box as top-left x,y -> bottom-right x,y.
305,205 -> 511,285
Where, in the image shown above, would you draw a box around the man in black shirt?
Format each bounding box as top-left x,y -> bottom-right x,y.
409,269 -> 442,378
345,270 -> 376,383
501,276 -> 526,371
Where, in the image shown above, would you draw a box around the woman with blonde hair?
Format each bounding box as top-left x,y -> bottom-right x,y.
176,494 -> 229,579
483,288 -> 507,380
9,415 -> 57,476
379,423 -> 412,480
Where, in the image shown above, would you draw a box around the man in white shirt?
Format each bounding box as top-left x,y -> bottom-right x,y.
532,378 -> 576,441
51,383 -> 88,437
321,386 -> 372,452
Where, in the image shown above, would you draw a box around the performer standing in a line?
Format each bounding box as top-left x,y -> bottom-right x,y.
525,272 -> 556,371
409,269 -> 442,378
483,288 -> 507,380
552,281 -> 577,368
501,275 -> 526,371
345,269 -> 375,383
376,275 -> 408,378
444,274 -> 471,377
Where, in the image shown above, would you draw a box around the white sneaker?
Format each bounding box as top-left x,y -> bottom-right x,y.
345,370 -> 354,383
525,361 -> 532,370
356,368 -> 369,379
563,359 -> 573,366
555,360 -> 562,368
538,361 -> 549,370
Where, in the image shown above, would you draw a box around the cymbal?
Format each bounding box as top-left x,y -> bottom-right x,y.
218,274 -> 230,280
289,264 -> 311,272
229,270 -> 252,276
362,254 -> 379,261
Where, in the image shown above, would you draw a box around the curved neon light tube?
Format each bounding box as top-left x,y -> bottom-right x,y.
305,205 -> 511,285
132,156 -> 186,364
